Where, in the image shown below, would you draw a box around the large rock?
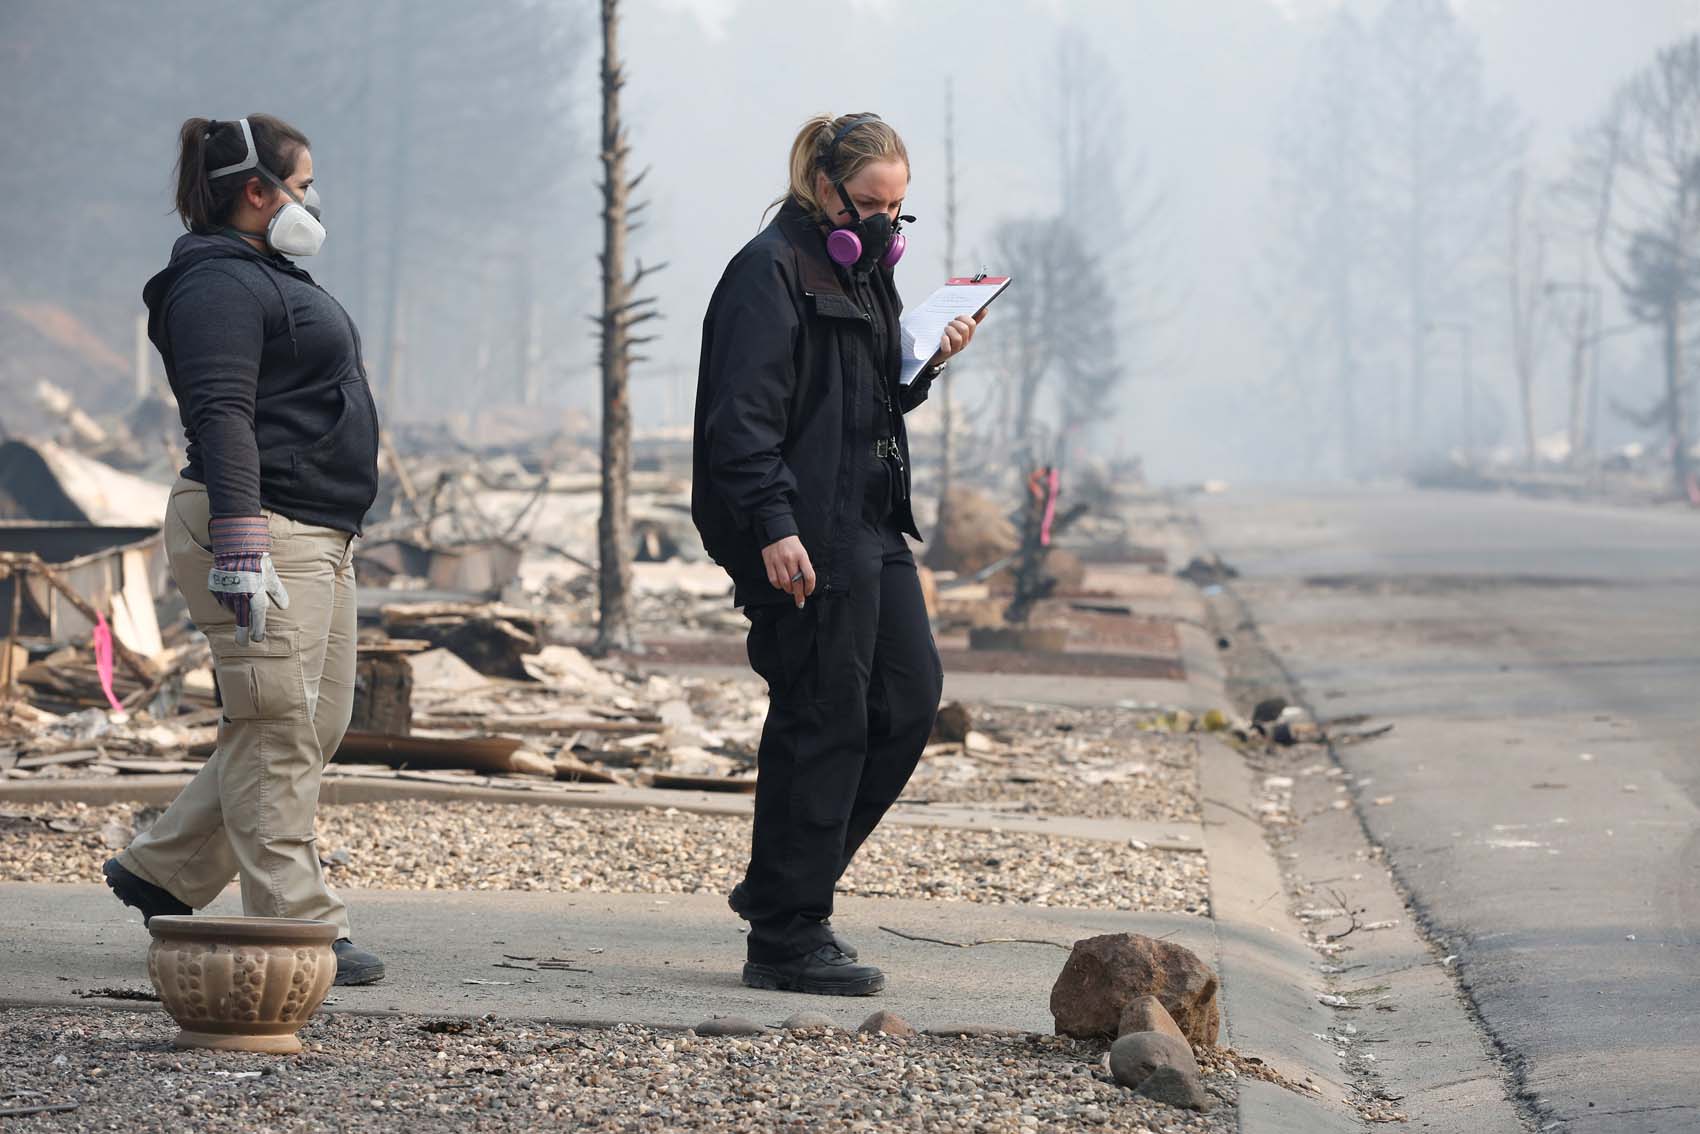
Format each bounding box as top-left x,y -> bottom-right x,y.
1050,933 -> 1220,1045
1134,1064 -> 1213,1111
1109,1031 -> 1199,1090
1117,994 -> 1188,1043
925,486 -> 1017,574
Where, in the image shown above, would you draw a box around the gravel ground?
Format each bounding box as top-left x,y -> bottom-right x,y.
903,705 -> 1203,822
0,1008 -> 1240,1133
0,801 -> 1211,915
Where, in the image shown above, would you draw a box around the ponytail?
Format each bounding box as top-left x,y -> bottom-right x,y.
172,114 -> 312,232
766,112 -> 909,224
174,118 -> 218,232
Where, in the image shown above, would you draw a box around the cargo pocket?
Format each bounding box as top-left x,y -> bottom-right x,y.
746,604 -> 820,705
213,630 -> 302,722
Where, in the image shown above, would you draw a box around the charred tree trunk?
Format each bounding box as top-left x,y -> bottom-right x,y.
592,0 -> 662,655
1663,298 -> 1693,497
595,0 -> 634,654
1565,302 -> 1588,464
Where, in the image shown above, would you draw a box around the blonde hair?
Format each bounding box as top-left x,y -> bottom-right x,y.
769,113 -> 910,222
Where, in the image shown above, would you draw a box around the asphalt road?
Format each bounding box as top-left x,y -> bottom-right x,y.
1192,485 -> 1700,1134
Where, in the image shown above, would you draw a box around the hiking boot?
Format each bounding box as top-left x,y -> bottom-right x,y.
821,918 -> 858,961
103,858 -> 190,925
742,944 -> 885,997
333,939 -> 386,986
729,885 -> 858,961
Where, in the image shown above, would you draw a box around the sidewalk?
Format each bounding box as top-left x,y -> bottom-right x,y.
5,884 -> 1209,1036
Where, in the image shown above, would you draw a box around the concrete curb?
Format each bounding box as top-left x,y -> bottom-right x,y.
1176,493 -> 1537,1133
1154,497 -> 1365,1132
1198,737 -> 1359,1127
1145,499 -> 1230,715
1172,617 -> 1231,714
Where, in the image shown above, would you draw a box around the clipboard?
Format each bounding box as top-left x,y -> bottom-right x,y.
899,274 -> 1013,386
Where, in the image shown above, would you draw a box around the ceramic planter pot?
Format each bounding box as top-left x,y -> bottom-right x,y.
146,916 -> 338,1054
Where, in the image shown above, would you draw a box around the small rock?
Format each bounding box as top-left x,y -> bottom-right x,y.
98,821 -> 132,849
931,701 -> 972,744
781,1011 -> 835,1031
1133,1064 -> 1213,1111
1109,1031 -> 1198,1090
859,1010 -> 916,1037
922,1024 -> 1026,1038
1117,995 -> 1187,1043
324,848 -> 353,867
694,1016 -> 764,1036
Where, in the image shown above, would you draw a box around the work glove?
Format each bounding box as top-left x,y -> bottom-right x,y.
207,516 -> 289,646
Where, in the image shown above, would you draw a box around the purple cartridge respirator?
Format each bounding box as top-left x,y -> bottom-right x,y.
821,115 -> 913,270
826,210 -> 909,269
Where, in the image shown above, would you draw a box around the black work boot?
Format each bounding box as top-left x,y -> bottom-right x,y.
820,918 -> 859,962
103,858 -> 190,925
729,885 -> 859,961
742,944 -> 885,996
333,939 -> 386,986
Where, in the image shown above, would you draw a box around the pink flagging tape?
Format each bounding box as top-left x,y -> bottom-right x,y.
93,612 -> 126,716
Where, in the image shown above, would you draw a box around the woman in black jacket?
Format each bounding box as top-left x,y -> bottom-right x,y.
103,115 -> 385,986
693,113 -> 978,995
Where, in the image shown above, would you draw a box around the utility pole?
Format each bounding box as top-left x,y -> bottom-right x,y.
934,78 -> 959,556
379,0 -> 413,419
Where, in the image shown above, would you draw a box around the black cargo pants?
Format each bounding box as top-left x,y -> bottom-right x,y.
733,465 -> 944,962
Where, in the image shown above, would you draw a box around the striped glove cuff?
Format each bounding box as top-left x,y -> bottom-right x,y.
208,515 -> 270,574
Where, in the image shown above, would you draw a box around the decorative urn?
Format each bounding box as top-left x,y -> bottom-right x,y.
146,915 -> 338,1054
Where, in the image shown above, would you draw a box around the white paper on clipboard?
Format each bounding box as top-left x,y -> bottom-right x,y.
898,275 -> 1012,385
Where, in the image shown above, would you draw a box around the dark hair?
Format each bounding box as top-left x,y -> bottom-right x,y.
173,114 -> 311,232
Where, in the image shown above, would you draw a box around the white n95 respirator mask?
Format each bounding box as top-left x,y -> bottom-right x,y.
207,117 -> 326,257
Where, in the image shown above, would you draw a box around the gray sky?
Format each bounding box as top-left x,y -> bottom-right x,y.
612,0 -> 1699,480
7,0 -> 1693,482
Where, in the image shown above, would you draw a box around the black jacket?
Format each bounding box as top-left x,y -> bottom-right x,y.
142,232 -> 380,534
692,200 -> 936,607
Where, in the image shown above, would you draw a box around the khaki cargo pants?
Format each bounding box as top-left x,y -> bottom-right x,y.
120,479 -> 356,937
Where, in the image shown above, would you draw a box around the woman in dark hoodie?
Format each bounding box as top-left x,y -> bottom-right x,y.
104,114 -> 385,985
